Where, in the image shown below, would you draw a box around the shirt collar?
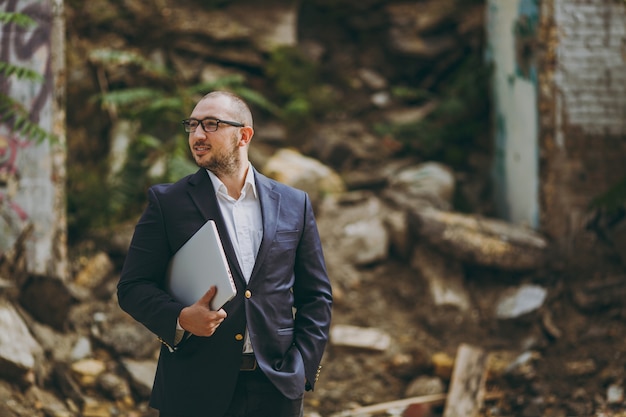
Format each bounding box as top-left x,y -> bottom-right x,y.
206,163 -> 258,199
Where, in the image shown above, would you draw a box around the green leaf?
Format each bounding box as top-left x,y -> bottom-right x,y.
144,96 -> 184,114
89,48 -> 170,78
0,61 -> 44,81
97,88 -> 165,111
0,93 -> 57,143
0,11 -> 36,28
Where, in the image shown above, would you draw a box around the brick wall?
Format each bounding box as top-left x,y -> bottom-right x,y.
539,0 -> 626,244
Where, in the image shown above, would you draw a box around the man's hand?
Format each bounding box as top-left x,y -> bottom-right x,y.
178,286 -> 227,337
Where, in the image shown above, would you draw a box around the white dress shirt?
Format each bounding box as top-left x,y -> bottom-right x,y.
175,164 -> 262,352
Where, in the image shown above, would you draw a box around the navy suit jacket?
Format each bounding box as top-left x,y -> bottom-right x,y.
117,167 -> 333,417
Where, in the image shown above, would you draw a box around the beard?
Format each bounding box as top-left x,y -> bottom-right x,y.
194,133 -> 241,177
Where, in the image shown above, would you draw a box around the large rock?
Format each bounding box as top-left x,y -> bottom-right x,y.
24,385 -> 72,417
383,208 -> 411,259
19,275 -> 78,331
411,245 -> 471,312
73,251 -> 115,290
387,0 -> 458,35
262,148 -> 345,208
386,0 -> 459,58
27,318 -> 82,363
316,192 -> 392,286
385,161 -> 456,211
410,208 -> 548,270
68,301 -> 159,360
0,193 -> 29,260
342,217 -> 389,266
166,0 -> 297,51
304,121 -> 390,171
121,358 -> 157,399
0,379 -> 39,416
0,300 -> 43,381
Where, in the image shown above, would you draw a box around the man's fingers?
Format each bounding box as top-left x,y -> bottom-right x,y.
180,291 -> 228,337
196,286 -> 217,307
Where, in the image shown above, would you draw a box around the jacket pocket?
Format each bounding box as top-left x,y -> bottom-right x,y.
277,327 -> 294,336
275,230 -> 299,242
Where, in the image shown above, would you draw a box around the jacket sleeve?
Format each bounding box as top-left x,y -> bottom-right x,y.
293,193 -> 333,390
117,186 -> 185,350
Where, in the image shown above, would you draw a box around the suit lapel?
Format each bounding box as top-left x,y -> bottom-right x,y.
187,169 -> 217,220
186,169 -> 246,287
250,171 -> 280,282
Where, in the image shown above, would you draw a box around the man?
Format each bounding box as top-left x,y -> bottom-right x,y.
117,91 -> 333,417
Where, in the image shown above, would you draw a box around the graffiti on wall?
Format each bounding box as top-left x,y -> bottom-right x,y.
0,0 -> 53,124
0,0 -> 53,256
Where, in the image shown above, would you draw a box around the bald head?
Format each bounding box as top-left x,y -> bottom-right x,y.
201,91 -> 253,128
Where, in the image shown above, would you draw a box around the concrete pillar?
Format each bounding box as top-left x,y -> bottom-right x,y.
486,0 -> 541,229
0,0 -> 67,280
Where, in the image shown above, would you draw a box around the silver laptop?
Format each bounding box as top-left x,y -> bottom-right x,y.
166,220 -> 237,309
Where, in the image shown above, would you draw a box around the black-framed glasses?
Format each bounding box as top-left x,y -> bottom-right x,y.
181,118 -> 244,133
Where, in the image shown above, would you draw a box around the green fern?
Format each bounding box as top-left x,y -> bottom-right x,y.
96,87 -> 167,112
0,61 -> 43,82
74,46 -> 279,235
0,11 -> 36,27
0,93 -> 53,144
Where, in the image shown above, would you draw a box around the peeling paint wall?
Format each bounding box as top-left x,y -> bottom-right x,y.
0,0 -> 67,280
486,0 -> 541,229
488,0 -> 626,245
539,0 -> 626,243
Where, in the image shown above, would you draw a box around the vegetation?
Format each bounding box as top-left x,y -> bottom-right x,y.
591,175 -> 626,214
68,44 -> 342,238
374,53 -> 492,168
62,0 -> 625,241
67,48 -> 279,238
265,46 -> 338,133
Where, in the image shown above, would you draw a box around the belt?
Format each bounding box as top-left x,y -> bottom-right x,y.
240,353 -> 257,371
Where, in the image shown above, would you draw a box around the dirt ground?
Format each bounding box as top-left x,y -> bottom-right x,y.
303,244 -> 626,417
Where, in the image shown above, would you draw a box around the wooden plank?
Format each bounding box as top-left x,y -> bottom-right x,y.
329,393 -> 446,417
442,343 -> 489,417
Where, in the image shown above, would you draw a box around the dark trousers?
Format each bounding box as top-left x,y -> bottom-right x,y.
159,369 -> 304,417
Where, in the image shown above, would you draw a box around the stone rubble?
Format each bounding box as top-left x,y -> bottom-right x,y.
0,0 -> 623,415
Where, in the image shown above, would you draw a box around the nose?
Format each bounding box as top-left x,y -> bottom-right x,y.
190,125 -> 208,139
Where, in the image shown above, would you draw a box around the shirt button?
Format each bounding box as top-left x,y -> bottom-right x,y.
235,334 -> 244,341
245,290 -> 252,298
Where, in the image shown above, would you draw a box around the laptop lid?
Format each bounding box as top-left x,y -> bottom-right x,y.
166,220 -> 237,310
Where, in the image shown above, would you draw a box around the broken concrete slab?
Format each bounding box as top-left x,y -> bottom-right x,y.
330,324 -> 392,352
410,207 -> 548,270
